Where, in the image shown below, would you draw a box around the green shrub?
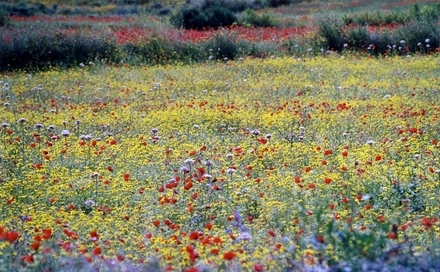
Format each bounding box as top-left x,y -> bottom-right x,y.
239,8 -> 279,27
170,5 -> 237,30
0,8 -> 10,27
204,5 -> 237,28
0,27 -> 119,70
267,0 -> 291,7
346,26 -> 370,49
123,34 -> 205,65
202,0 -> 255,13
203,32 -> 245,60
170,6 -> 207,30
396,20 -> 440,53
317,17 -> 346,51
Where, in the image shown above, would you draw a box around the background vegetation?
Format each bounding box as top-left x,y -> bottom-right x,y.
0,0 -> 439,70
0,0 -> 440,70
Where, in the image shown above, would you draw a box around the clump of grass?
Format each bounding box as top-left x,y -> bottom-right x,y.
0,26 -> 119,70
317,4 -> 440,55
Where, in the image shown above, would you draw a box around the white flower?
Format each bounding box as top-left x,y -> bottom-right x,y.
237,232 -> 253,241
204,160 -> 214,167
180,166 -> 189,173
1,122 -> 9,128
17,118 -> 27,124
61,129 -> 70,137
413,154 -> 421,160
184,159 -> 195,165
227,168 -> 236,174
251,129 -> 260,136
85,199 -> 95,206
366,139 -> 375,145
104,131 -> 113,137
360,195 -> 371,201
34,124 -> 44,129
425,38 -> 430,43
80,134 -> 93,141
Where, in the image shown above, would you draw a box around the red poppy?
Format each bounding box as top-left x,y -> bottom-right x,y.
223,251 -> 237,261
189,231 -> 203,241
421,217 -> 433,230
152,220 -> 160,227
92,246 -> 102,256
7,231 -> 19,243
184,182 -> 193,190
123,173 -> 130,181
90,230 -> 99,240
212,237 -> 222,244
267,230 -> 276,237
30,242 -> 40,250
41,229 -> 52,240
324,149 -> 333,156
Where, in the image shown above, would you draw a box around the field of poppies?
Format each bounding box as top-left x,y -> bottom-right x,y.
1,0 -> 440,271
1,53 -> 440,271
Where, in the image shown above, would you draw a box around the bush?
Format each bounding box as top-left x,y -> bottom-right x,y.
239,8 -> 279,27
170,7 -> 207,30
201,0 -> 256,13
203,32 -> 247,60
396,20 -> 440,53
0,8 -> 10,27
0,27 -> 119,70
123,34 -> 204,65
267,0 -> 291,7
170,5 -> 237,30
204,5 -> 237,28
317,17 -> 346,51
346,26 -> 370,49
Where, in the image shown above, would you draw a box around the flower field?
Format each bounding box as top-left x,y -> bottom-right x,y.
1,54 -> 440,271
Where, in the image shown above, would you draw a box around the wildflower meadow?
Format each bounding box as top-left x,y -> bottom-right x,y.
1,0 -> 440,271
